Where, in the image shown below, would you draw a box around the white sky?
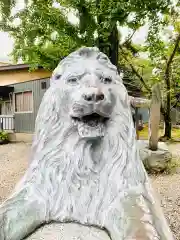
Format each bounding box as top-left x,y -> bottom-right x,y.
0,32 -> 14,62
0,1 -> 25,62
0,1 -> 149,63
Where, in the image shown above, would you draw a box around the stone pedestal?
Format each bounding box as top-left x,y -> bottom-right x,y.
138,140 -> 172,172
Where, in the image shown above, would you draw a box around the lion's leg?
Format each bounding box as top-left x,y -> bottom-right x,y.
104,189 -> 174,240
0,188 -> 47,240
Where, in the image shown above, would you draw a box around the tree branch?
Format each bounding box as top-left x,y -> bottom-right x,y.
164,33 -> 180,107
163,33 -> 180,138
170,96 -> 180,110
164,33 -> 180,90
120,46 -> 151,93
120,30 -> 136,47
165,33 -> 180,74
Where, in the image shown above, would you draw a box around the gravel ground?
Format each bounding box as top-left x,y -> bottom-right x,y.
0,142 -> 180,239
0,143 -> 30,202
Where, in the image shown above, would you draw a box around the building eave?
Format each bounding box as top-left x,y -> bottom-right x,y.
0,64 -> 42,72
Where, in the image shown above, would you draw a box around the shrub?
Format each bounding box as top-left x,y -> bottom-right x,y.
0,131 -> 9,143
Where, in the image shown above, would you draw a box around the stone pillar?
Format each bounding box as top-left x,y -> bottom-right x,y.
149,83 -> 161,151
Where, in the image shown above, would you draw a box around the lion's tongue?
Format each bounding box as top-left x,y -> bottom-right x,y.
86,120 -> 99,127
78,121 -> 105,138
82,115 -> 103,127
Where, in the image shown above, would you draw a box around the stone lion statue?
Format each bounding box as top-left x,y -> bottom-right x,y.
0,47 -> 174,240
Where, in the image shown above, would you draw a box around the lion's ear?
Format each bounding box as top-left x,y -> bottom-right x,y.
50,73 -> 62,85
54,74 -> 62,80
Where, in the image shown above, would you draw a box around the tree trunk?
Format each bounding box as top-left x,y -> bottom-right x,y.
96,0 -> 119,67
163,97 -> 172,139
96,0 -> 108,55
163,69 -> 172,139
97,23 -> 119,66
97,34 -> 110,58
162,33 -> 180,139
108,24 -> 119,66
164,115 -> 171,139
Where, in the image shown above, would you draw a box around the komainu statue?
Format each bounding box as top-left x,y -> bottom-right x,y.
0,47 -> 174,240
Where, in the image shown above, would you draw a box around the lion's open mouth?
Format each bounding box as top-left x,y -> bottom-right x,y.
71,113 -> 109,138
72,113 -> 109,127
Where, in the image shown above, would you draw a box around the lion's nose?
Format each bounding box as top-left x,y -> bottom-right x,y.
83,92 -> 105,102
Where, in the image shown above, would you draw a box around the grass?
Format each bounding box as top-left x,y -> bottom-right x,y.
138,125 -> 180,141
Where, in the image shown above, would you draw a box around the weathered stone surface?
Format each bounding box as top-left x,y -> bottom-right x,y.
25,223 -> 110,240
149,83 -> 161,151
129,96 -> 151,108
138,140 -> 172,172
0,47 -> 174,240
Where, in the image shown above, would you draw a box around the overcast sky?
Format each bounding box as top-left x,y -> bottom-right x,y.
0,1 -> 149,63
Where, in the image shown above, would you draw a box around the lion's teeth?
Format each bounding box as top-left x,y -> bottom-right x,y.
77,122 -> 105,138
72,118 -> 78,126
88,120 -> 97,127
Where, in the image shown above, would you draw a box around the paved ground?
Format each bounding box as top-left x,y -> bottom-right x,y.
0,142 -> 180,239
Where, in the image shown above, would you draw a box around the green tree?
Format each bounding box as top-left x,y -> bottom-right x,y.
119,2 -> 180,139
146,4 -> 180,139
119,42 -> 153,95
0,0 -> 170,68
0,0 -> 16,19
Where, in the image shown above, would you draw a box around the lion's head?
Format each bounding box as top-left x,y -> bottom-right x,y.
33,47 -> 133,142
25,46 -> 140,185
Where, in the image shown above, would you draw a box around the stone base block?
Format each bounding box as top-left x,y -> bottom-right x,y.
137,140 -> 172,172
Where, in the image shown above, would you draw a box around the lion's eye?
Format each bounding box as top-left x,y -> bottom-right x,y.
101,56 -> 108,61
67,77 -> 78,85
101,77 -> 112,84
97,54 -> 108,62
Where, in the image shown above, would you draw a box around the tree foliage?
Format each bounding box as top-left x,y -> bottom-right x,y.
147,3 -> 180,139
0,0 -> 170,69
119,1 -> 180,139
0,0 -> 16,20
